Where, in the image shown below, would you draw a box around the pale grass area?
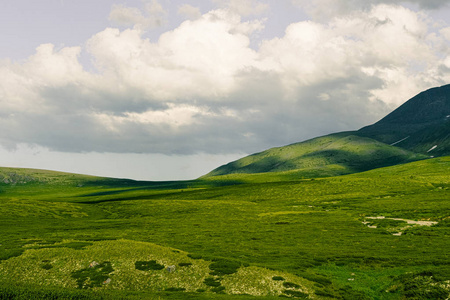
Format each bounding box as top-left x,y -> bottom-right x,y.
0,239 -> 312,296
221,266 -> 315,297
0,198 -> 88,218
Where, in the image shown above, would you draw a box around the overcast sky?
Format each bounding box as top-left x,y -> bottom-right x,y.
1,0 -> 450,180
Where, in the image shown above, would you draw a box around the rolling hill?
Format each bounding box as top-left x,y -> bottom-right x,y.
203,133 -> 426,178
204,84 -> 449,178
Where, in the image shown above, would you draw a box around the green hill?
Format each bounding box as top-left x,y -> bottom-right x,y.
204,84 -> 449,178
204,133 -> 426,178
358,84 -> 450,156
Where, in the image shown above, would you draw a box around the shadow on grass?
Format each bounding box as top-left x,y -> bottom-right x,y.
77,179 -> 244,204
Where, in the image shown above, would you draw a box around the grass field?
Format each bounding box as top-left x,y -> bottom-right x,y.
0,157 -> 449,299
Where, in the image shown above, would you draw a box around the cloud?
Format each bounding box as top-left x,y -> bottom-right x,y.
292,0 -> 450,20
213,0 -> 269,16
109,0 -> 167,30
177,4 -> 202,20
0,5 -> 449,155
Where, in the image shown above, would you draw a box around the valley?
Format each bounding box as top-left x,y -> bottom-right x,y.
0,157 -> 449,299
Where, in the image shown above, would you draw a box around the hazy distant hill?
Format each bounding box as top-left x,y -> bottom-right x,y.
358,84 -> 450,156
204,84 -> 450,178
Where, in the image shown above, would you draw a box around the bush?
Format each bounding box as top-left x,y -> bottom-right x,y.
299,273 -> 331,286
211,286 -> 226,293
283,290 -> 308,298
204,277 -> 221,287
272,276 -> 285,281
41,263 -> 53,270
187,253 -> 202,259
71,261 -> 114,289
209,259 -> 240,275
135,260 -> 164,271
178,262 -> 192,267
390,272 -> 449,299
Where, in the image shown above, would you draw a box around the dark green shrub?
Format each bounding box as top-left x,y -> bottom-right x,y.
187,254 -> 202,259
135,260 -> 164,271
211,286 -> 226,293
299,272 -> 331,285
209,259 -> 240,275
272,276 -> 285,281
41,263 -> 53,270
283,290 -> 308,298
391,272 -> 448,299
338,285 -> 372,300
204,277 -> 221,287
283,282 -> 300,289
178,262 -> 192,267
71,261 -> 114,289
196,289 -> 206,293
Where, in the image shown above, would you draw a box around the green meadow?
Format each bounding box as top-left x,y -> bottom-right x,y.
0,157 -> 449,299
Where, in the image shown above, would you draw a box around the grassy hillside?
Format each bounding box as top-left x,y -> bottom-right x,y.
358,84 -> 450,156
0,158 -> 449,299
203,133 -> 426,178
203,84 -> 449,180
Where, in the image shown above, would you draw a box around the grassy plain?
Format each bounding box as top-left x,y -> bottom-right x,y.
0,157 -> 449,299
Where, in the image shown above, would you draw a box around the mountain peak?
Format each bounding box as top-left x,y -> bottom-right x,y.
358,84 -> 450,156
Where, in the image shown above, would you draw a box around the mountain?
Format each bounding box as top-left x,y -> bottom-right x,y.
204,84 -> 450,178
203,133 -> 426,178
357,84 -> 450,156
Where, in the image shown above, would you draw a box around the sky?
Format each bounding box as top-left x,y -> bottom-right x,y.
1,0 -> 450,180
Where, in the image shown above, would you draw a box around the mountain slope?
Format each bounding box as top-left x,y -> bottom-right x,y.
203,133 -> 426,178
204,84 -> 450,178
357,84 -> 450,156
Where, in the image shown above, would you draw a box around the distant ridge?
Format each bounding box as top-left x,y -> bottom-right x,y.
204,84 -> 450,178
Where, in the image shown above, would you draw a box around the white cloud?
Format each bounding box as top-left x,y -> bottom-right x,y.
89,10 -> 259,102
109,0 -> 167,30
109,4 -> 146,28
0,4 -> 449,155
291,0 -> 450,20
177,4 -> 202,20
213,0 -> 269,16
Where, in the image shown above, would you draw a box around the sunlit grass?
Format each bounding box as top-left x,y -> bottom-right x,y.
0,157 -> 449,299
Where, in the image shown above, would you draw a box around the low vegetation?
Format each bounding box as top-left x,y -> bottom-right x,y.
0,157 -> 449,299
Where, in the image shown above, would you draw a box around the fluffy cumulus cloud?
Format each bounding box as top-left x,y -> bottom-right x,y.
0,3 -> 449,155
